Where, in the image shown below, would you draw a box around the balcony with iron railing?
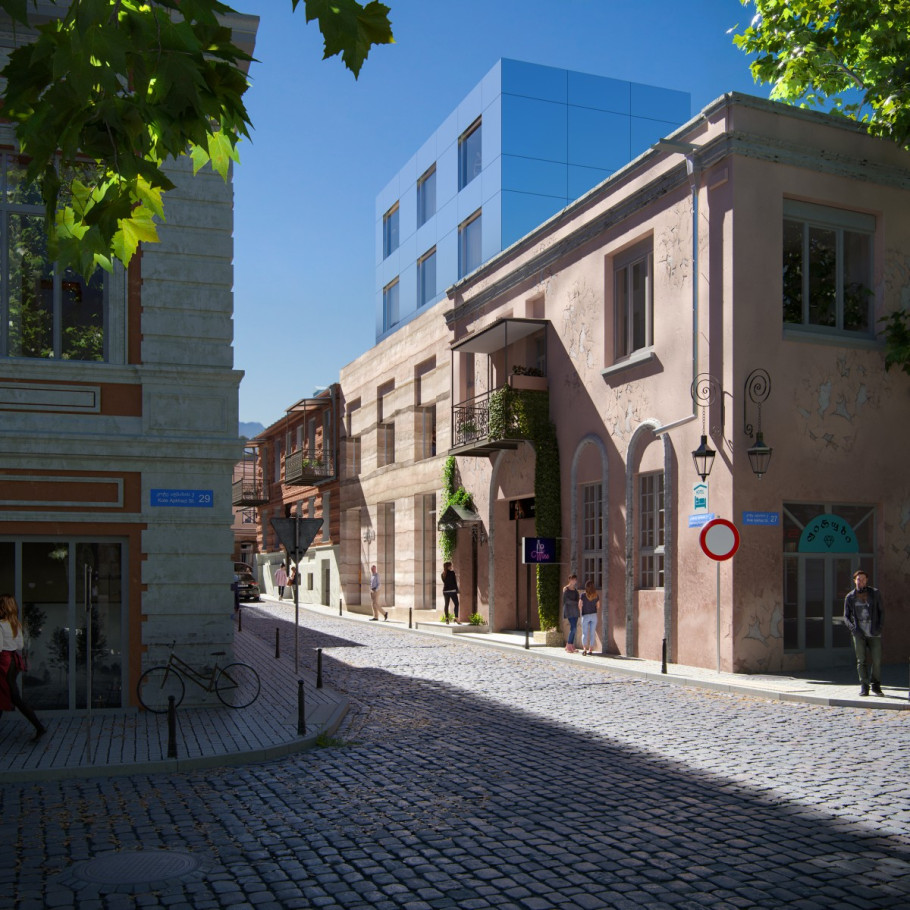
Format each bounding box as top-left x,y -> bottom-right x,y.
450,379 -> 548,456
285,446 -> 335,485
232,479 -> 269,506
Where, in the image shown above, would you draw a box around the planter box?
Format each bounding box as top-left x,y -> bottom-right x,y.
508,374 -> 548,392
452,623 -> 489,633
533,629 -> 564,647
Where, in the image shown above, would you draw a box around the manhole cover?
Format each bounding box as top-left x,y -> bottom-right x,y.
78,850 -> 200,884
61,850 -> 214,894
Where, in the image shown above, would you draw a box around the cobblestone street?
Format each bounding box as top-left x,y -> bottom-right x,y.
5,604 -> 910,909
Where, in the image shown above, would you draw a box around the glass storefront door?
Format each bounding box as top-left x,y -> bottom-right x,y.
0,538 -> 126,710
783,504 -> 873,668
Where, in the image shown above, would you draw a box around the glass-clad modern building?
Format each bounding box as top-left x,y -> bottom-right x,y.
374,58 -> 691,339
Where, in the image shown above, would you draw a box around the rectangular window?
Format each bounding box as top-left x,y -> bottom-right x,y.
615,244 -> 653,360
379,501 -> 395,604
382,202 -> 399,258
582,482 -> 604,592
377,422 -> 395,467
416,406 -> 437,459
3,155 -> 108,361
417,165 -> 436,227
782,200 -> 874,335
382,278 -> 399,331
421,493 -> 437,609
458,210 -> 482,279
639,472 -> 665,588
458,118 -> 482,190
418,247 -> 436,306
322,491 -> 330,541
347,435 -> 362,474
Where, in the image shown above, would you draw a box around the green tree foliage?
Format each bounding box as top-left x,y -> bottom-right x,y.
0,0 -> 394,277
440,456 -> 473,563
733,1 -> 910,149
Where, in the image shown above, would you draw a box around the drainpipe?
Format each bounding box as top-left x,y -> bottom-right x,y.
652,139 -> 702,437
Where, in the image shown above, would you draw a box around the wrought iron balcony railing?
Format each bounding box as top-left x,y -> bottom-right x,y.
285,447 -> 335,485
232,479 -> 269,506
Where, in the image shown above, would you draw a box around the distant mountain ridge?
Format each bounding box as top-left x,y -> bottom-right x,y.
239,421 -> 265,440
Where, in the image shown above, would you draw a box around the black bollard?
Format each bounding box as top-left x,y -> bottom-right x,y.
167,695 -> 177,759
297,679 -> 306,735
661,638 -> 667,674
409,607 -> 413,629
275,627 -> 280,659
339,596 -> 343,616
316,648 -> 323,689
238,608 -> 242,632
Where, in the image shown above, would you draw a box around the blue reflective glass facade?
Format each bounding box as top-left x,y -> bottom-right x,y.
374,59 -> 690,341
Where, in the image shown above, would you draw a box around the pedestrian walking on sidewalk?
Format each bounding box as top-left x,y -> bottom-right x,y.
562,574 -> 580,653
580,579 -> 600,655
275,562 -> 288,600
441,562 -> 460,623
844,568 -> 884,697
369,565 -> 387,621
0,594 -> 46,741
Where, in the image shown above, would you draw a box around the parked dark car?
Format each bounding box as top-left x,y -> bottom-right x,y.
233,564 -> 260,602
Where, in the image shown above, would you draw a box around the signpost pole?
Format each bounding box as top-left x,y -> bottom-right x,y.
716,561 -> 721,673
294,518 -> 300,674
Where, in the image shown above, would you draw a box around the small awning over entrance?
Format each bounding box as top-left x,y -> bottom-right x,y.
437,504 -> 482,531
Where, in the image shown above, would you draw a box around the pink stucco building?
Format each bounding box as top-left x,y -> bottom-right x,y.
445,92 -> 910,672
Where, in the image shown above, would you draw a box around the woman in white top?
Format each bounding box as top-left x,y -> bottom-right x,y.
0,594 -> 46,740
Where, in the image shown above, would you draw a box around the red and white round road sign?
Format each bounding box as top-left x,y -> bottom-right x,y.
700,518 -> 740,561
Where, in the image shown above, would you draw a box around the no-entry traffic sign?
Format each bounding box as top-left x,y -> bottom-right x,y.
700,518 -> 740,561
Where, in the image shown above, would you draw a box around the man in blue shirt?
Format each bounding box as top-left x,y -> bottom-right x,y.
369,565 -> 387,621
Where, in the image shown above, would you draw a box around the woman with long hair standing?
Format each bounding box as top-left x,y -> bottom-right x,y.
580,579 -> 600,656
0,594 -> 46,740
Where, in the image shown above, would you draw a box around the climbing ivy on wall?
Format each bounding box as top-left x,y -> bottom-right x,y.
440,456 -> 474,563
489,388 -> 562,630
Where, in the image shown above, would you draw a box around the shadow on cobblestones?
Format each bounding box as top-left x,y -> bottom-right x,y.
7,605 -> 910,910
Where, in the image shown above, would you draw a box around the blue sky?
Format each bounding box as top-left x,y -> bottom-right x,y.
233,0 -> 768,426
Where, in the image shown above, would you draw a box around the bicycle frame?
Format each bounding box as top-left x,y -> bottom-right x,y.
162,644 -> 224,694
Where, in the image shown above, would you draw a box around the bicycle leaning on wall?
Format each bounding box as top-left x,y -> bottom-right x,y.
136,641 -> 261,712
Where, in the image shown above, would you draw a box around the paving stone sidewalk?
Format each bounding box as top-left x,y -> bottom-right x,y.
0,610 -> 348,782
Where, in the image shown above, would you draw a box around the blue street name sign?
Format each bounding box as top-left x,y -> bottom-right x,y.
689,512 -> 715,528
150,489 -> 214,508
742,511 -> 780,526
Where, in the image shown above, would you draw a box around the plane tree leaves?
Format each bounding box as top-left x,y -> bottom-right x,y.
733,0 -> 910,148
0,0 -> 393,275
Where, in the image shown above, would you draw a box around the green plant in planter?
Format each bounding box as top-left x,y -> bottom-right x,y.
512,364 -> 544,377
469,612 -> 486,626
439,613 -> 451,624
440,456 -> 474,563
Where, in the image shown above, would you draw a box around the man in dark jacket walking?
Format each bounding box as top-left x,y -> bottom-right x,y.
844,568 -> 884,697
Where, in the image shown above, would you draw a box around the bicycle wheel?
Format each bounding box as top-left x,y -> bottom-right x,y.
136,666 -> 185,713
215,662 -> 260,708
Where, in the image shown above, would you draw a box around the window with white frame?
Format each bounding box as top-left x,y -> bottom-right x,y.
614,241 -> 653,360
382,202 -> 399,258
458,210 -> 482,279
582,482 -> 604,590
639,472 -> 664,588
417,247 -> 436,306
1,154 -> 108,361
782,200 -> 874,335
417,165 -> 436,227
458,118 -> 482,190
382,278 -> 400,331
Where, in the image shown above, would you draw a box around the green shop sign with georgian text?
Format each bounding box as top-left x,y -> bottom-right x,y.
798,514 -> 859,553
